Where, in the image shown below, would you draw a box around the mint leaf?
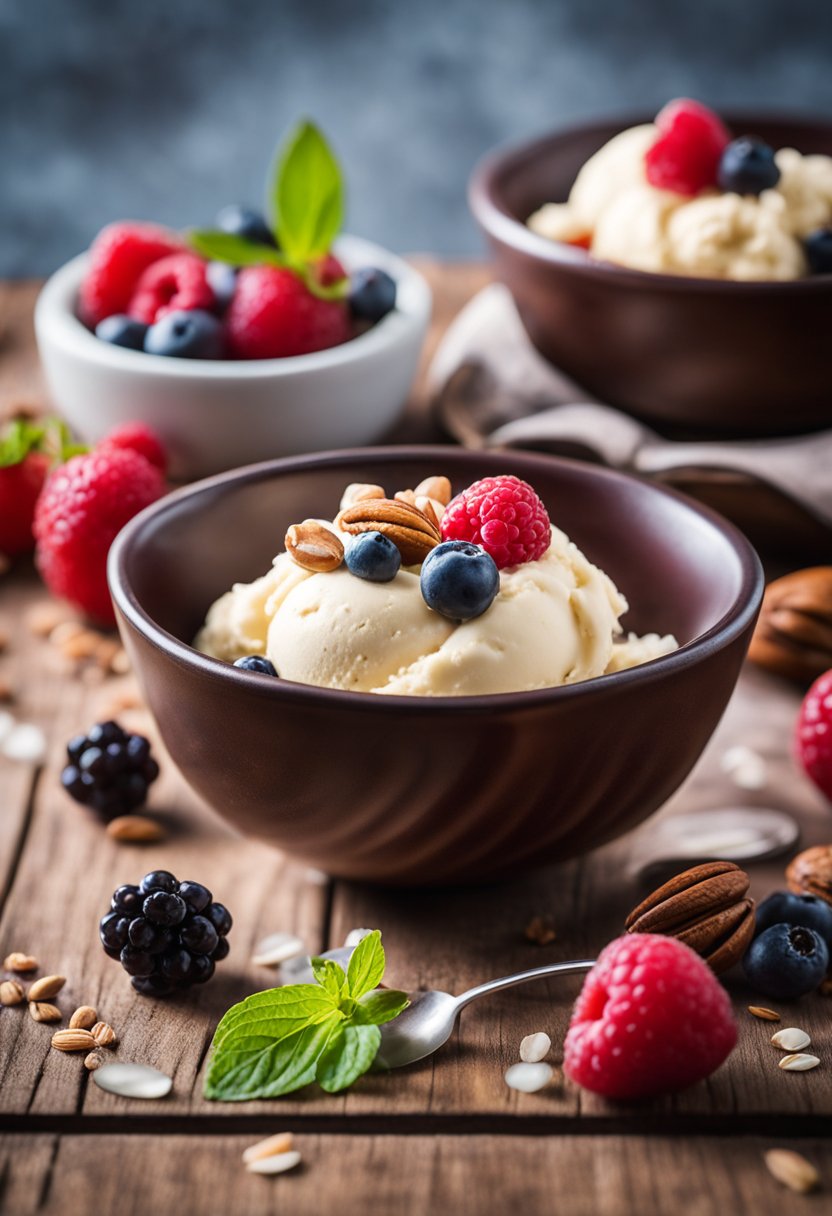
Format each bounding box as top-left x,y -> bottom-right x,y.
311,957 -> 349,1003
210,984 -> 337,1050
315,1023 -> 381,1094
0,419 -> 44,468
346,929 -> 385,999
187,229 -> 286,268
357,988 -> 410,1026
271,120 -> 344,263
206,1014 -> 340,1100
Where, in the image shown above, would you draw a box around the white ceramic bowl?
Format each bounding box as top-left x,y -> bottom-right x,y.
35,235 -> 432,479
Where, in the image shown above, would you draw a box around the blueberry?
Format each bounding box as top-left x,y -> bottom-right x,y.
755,891 -> 832,950
348,267 -> 397,324
805,228 -> 832,275
345,531 -> 402,582
140,870 -> 178,895
144,310 -> 224,360
95,314 -> 148,350
420,541 -> 500,622
143,891 -> 187,927
717,137 -> 780,196
233,655 -> 278,676
215,204 -> 276,248
206,261 -> 237,312
743,923 -> 829,1000
180,916 -> 219,956
100,911 -> 130,951
206,902 -> 233,936
179,881 -> 213,914
119,945 -> 156,978
111,884 -> 143,915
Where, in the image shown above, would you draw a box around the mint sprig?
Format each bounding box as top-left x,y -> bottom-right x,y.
188,120 -> 349,301
204,930 -> 408,1100
0,417 -> 85,469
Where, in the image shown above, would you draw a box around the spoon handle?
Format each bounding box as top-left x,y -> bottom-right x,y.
455,959 -> 596,1009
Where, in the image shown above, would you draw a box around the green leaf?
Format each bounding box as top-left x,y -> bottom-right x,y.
357,988 -> 410,1026
311,957 -> 349,1003
346,929 -> 386,999
315,1023 -> 381,1093
271,120 -> 344,262
210,984 -> 338,1050
206,1013 -> 340,1100
0,419 -> 45,468
187,229 -> 286,268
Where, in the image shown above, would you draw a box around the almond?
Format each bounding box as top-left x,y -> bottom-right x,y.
30,1002 -> 62,1023
339,483 -> 385,510
0,979 -> 25,1006
336,497 -> 441,566
414,496 -> 440,528
285,520 -> 344,573
27,975 -> 66,1001
764,1148 -> 821,1194
84,1050 -> 105,1071
69,1006 -> 98,1030
51,1029 -> 97,1052
415,475 -> 452,505
105,815 -> 167,843
91,1021 -> 117,1047
4,951 -> 37,972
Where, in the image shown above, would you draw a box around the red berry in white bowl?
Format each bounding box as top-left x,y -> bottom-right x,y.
225,264 -> 350,359
440,474 -> 551,569
34,446 -> 165,625
795,668 -> 832,801
563,934 -> 736,1101
127,253 -> 216,324
645,98 -> 730,196
97,422 -> 168,475
79,221 -> 183,328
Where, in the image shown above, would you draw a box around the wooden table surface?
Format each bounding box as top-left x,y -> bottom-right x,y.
1,271 -> 831,1215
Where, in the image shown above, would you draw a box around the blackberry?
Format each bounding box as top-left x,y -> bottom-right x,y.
60,721 -> 160,820
100,870 -> 232,996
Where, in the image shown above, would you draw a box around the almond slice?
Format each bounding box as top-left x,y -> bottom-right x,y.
285,521 -> 344,573
778,1053 -> 820,1071
764,1148 -> 821,1193
415,475 -> 452,505
771,1028 -> 811,1052
242,1132 -> 295,1165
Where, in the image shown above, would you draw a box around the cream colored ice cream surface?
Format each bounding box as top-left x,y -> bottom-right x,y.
527,123 -> 832,281
196,524 -> 677,697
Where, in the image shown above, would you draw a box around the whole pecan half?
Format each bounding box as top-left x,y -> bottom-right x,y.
625,861 -> 755,974
335,497 -> 441,566
748,567 -> 832,684
786,845 -> 832,907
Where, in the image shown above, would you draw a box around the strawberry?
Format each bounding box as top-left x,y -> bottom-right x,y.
79,222 -> 182,328
225,264 -> 350,359
34,447 -> 165,625
0,420 -> 51,558
98,422 -> 168,474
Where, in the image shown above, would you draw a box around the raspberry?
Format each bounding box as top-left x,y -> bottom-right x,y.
645,99 -> 730,196
79,222 -> 182,328
440,475 -> 551,569
33,447 -> 165,625
795,668 -> 832,801
225,264 -> 351,359
98,423 -> 168,474
128,253 -> 215,325
563,935 -> 736,1101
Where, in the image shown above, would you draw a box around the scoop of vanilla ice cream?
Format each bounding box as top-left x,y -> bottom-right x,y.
665,192 -> 806,280
762,148 -> 832,237
592,185 -> 683,273
606,631 -> 678,674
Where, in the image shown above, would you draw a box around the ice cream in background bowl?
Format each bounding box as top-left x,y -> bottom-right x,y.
196,472 -> 677,696
108,447 -> 762,884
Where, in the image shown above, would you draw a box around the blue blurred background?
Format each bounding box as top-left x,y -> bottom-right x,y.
3,0 -> 830,274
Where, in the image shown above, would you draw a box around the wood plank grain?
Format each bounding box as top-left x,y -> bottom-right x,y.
0,281 -> 45,419
2,1133 -> 829,1216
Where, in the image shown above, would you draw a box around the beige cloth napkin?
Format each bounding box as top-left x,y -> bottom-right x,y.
429,284 -> 832,529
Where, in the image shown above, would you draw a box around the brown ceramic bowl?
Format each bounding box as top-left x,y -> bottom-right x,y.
469,113 -> 832,438
109,446 -> 762,885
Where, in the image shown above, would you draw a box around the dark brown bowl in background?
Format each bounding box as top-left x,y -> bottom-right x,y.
109,447 -> 762,885
469,113 -> 832,439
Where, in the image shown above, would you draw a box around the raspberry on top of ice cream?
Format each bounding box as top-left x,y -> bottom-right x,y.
195,473 -> 677,697
528,99 -> 832,281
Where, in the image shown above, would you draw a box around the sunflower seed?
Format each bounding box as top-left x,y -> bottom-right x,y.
771,1028 -> 811,1052
242,1132 -> 294,1165
246,1149 -> 302,1176
504,1062 -> 553,1093
251,933 -> 305,968
519,1032 -> 551,1063
764,1148 -> 821,1193
748,1006 -> 780,1021
778,1053 -> 820,1072
93,1063 -> 172,1099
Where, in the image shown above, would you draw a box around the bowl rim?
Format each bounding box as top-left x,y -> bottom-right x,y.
34,234 -> 432,379
469,108 -> 832,294
108,445 -> 764,713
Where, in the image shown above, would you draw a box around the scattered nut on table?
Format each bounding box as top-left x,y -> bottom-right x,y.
748,567 -> 832,684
